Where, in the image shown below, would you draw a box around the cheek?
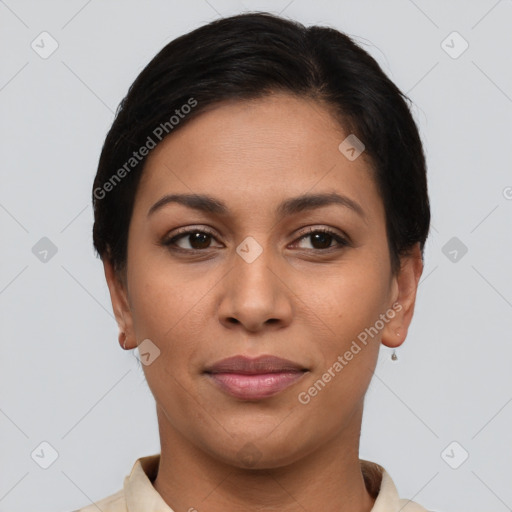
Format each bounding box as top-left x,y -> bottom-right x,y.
126,254 -> 217,388
129,276 -> 206,349
126,239 -> 202,337
291,259 -> 388,411
294,269 -> 385,422
301,260 -> 390,340
126,266 -> 209,419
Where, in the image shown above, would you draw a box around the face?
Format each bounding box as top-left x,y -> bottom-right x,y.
105,92 -> 422,469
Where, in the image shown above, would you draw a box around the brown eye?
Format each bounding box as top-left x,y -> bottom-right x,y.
294,229 -> 349,251
163,229 -> 222,251
185,232 -> 212,249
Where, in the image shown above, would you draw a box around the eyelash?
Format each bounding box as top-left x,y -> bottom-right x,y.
161,226 -> 350,253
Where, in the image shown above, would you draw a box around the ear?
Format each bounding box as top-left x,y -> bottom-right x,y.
381,243 -> 424,348
103,258 -> 137,350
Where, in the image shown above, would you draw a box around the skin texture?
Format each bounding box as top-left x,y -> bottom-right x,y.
103,92 -> 424,512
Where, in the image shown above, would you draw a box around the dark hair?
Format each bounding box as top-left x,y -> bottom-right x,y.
92,12 -> 430,276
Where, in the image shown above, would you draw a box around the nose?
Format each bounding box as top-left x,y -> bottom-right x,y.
217,244 -> 293,333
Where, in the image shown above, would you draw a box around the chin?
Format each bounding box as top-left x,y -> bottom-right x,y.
200,424 -> 316,470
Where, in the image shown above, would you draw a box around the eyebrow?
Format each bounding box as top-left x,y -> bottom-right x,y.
147,192 -> 366,220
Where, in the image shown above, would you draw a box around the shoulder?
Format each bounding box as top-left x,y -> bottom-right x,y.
70,488 -> 127,512
361,459 -> 432,512
397,498 -> 432,511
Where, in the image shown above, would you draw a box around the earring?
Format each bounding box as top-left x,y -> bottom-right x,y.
391,329 -> 401,361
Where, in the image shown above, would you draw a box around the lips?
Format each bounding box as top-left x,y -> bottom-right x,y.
205,355 -> 307,374
204,355 -> 308,400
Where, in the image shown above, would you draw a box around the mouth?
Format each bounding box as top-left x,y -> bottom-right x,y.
204,355 -> 308,401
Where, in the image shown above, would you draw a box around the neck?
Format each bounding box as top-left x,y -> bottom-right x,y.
152,406 -> 376,512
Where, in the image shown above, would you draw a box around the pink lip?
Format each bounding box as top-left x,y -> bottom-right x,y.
208,371 -> 306,400
204,355 -> 308,400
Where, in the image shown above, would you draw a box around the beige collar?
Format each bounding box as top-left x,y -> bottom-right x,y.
122,454 -> 424,512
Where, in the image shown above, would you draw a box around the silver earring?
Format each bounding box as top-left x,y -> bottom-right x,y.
391,329 -> 401,361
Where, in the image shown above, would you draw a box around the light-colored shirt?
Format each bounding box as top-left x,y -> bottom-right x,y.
72,454 -> 430,511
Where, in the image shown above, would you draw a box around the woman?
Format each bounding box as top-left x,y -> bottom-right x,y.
79,11 -> 431,512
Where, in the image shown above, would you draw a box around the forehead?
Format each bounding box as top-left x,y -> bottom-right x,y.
135,92 -> 381,220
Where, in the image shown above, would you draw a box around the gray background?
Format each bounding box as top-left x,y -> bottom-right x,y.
1,1 -> 511,511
